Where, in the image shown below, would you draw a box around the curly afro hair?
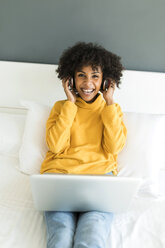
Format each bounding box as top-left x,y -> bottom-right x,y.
56,42 -> 124,88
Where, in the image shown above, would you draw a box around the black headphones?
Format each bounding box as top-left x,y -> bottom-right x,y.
68,78 -> 111,92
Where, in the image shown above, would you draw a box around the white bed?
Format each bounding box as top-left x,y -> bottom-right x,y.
0,61 -> 165,248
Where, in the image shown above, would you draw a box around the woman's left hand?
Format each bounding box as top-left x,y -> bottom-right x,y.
102,79 -> 116,105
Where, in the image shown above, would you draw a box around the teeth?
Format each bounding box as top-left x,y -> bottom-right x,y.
82,89 -> 94,93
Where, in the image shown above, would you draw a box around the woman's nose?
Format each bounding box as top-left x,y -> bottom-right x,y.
84,77 -> 92,84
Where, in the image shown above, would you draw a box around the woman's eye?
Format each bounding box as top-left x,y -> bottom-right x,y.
92,75 -> 99,78
78,74 -> 85,77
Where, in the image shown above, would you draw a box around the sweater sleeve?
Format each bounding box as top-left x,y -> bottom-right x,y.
101,103 -> 127,155
46,100 -> 77,154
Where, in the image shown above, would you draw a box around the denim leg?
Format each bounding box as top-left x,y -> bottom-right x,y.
44,211 -> 78,248
73,211 -> 113,248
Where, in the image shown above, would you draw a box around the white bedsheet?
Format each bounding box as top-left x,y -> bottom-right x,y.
0,154 -> 165,248
0,155 -> 46,248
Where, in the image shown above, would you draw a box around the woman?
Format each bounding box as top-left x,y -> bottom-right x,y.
40,41 -> 127,248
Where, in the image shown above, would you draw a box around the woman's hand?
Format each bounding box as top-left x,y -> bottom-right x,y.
102,79 -> 116,105
62,78 -> 77,103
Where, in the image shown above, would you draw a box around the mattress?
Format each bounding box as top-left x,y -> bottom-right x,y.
0,154 -> 165,248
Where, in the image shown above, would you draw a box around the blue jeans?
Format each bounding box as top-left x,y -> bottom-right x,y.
44,211 -> 113,248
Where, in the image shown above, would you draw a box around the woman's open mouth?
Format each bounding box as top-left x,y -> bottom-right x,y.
81,89 -> 95,95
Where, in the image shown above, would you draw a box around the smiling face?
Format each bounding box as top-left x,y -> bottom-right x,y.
74,65 -> 103,103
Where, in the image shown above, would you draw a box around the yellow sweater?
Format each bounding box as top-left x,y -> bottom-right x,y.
40,94 -> 127,175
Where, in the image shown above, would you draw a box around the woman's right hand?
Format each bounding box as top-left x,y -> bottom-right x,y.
62,78 -> 77,103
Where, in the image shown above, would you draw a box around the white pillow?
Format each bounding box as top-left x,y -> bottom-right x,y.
19,100 -> 51,174
117,112 -> 165,197
0,111 -> 26,158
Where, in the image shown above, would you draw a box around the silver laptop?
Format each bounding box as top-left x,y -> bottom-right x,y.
30,173 -> 142,213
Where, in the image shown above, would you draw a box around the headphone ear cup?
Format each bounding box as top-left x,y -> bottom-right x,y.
68,78 -> 73,91
102,80 -> 107,91
72,78 -> 79,94
100,80 -> 105,91
72,78 -> 76,92
104,79 -> 110,91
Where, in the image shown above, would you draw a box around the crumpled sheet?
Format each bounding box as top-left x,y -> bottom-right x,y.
0,155 -> 165,248
108,196 -> 165,248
